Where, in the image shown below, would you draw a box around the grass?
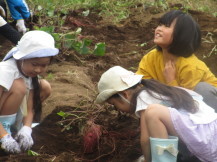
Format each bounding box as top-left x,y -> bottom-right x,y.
24,0 -> 216,57
26,0 -> 217,24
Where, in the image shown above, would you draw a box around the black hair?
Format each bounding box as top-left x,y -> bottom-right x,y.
128,79 -> 198,113
14,57 -> 53,122
156,10 -> 201,57
32,57 -> 53,121
32,76 -> 42,122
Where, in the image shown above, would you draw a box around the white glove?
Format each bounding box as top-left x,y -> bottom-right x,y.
16,19 -> 27,34
15,126 -> 33,151
0,134 -> 21,153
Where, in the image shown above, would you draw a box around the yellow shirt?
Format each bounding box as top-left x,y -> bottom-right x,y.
136,49 -> 217,90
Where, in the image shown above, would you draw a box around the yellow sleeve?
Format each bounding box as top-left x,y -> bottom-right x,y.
178,68 -> 204,90
136,49 -> 158,79
136,56 -> 153,79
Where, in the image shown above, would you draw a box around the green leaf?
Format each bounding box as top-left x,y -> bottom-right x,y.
57,111 -> 69,119
47,10 -> 54,17
52,33 -> 61,42
27,150 -> 39,156
93,43 -> 106,56
71,41 -> 82,52
39,26 -> 55,33
65,33 -> 76,40
78,39 -> 92,54
63,39 -> 73,49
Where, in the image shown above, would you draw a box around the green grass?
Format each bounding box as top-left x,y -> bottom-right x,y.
26,0 -> 217,23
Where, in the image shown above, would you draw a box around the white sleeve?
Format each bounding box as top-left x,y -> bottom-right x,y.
0,65 -> 15,90
176,86 -> 203,100
135,91 -> 163,117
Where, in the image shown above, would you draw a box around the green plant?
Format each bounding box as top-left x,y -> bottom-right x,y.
45,73 -> 54,80
203,45 -> 217,58
202,32 -> 216,58
213,12 -> 217,17
154,0 -> 168,10
202,32 -> 215,44
57,108 -> 88,132
57,111 -> 72,119
33,26 -> 106,56
27,150 -> 39,156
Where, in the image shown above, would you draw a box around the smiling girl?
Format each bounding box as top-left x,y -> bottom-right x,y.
0,30 -> 59,153
136,10 -> 217,111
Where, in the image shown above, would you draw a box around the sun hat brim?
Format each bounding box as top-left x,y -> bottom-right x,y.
95,74 -> 143,104
13,48 -> 59,60
95,89 -> 118,104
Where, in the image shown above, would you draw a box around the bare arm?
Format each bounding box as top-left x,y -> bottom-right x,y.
163,60 -> 177,84
140,110 -> 151,162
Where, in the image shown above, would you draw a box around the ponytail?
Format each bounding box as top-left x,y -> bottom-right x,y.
130,79 -> 198,113
32,76 -> 42,122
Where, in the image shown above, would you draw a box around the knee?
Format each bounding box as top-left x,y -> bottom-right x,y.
40,79 -> 51,101
10,78 -> 26,96
145,105 -> 160,122
194,82 -> 213,93
194,82 -> 217,98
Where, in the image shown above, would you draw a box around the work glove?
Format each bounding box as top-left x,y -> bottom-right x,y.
16,19 -> 27,34
15,126 -> 33,151
0,134 -> 21,153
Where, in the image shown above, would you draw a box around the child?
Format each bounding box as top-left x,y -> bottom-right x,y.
0,30 -> 59,153
136,10 -> 217,111
6,0 -> 31,34
96,66 -> 217,162
0,1 -> 21,44
0,15 -> 21,44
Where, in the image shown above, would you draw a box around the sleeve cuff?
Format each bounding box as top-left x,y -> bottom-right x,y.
0,16 -> 6,27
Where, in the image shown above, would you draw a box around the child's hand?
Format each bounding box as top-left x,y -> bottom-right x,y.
15,126 -> 33,151
16,19 -> 27,34
163,60 -> 176,83
0,134 -> 21,153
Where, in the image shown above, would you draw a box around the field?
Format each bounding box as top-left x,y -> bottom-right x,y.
0,0 -> 217,161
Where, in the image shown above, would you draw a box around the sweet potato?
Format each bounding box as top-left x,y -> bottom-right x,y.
83,121 -> 102,153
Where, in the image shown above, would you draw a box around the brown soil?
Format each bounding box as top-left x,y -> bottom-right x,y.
0,3 -> 217,162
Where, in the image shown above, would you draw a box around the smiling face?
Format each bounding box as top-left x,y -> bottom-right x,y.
19,57 -> 51,77
154,20 -> 176,49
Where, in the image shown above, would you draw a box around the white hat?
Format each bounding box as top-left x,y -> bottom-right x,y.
96,66 -> 143,104
3,30 -> 59,61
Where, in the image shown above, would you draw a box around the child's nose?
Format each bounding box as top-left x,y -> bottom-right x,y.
156,26 -> 162,31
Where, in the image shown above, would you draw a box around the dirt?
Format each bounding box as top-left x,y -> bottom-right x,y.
0,3 -> 217,162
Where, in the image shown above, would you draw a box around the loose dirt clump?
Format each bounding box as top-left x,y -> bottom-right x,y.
0,4 -> 217,162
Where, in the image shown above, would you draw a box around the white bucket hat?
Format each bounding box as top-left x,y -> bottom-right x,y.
96,66 -> 143,104
3,30 -> 59,61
